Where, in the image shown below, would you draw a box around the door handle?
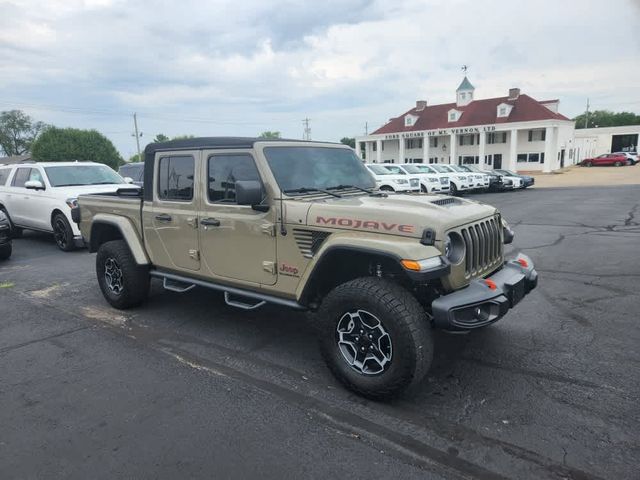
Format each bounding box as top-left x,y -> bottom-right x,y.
155,213 -> 172,222
200,218 -> 221,227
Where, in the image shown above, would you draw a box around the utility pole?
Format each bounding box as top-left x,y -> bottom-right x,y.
302,117 -> 311,140
365,121 -> 368,135
132,113 -> 143,161
584,98 -> 590,129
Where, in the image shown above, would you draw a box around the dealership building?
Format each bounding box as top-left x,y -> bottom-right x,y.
355,77 -> 576,172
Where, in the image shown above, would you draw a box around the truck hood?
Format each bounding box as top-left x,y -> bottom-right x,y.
305,194 -> 497,239
55,184 -> 138,198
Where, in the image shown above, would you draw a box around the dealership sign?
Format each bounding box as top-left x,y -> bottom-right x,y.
384,125 -> 496,140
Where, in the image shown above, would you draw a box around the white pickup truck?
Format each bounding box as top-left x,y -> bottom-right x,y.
0,161 -> 135,251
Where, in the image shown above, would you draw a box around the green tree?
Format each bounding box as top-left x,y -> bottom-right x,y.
153,133 -> 170,142
573,110 -> 640,129
172,134 -> 196,140
0,110 -> 47,156
31,127 -> 124,169
258,131 -> 281,139
340,137 -> 356,148
128,153 -> 142,163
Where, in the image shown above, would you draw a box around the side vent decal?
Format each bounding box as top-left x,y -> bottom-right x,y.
292,229 -> 330,258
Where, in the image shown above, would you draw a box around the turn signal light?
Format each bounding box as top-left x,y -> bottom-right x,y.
400,260 -> 421,271
517,258 -> 529,268
484,279 -> 497,290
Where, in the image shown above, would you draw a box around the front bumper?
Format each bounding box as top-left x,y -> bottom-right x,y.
431,254 -> 538,331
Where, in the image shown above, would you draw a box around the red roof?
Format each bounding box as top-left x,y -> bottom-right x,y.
372,94 -> 570,135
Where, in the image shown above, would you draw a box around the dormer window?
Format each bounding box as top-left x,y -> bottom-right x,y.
448,109 -> 461,122
496,103 -> 513,118
404,114 -> 418,127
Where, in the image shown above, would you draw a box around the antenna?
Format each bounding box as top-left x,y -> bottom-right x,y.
461,65 -> 469,74
302,118 -> 311,140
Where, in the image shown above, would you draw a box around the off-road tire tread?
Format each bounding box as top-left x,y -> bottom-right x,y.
0,243 -> 11,260
317,277 -> 433,400
96,240 -> 149,309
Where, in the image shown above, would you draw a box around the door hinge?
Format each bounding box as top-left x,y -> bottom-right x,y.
189,249 -> 200,261
262,261 -> 276,274
261,223 -> 276,237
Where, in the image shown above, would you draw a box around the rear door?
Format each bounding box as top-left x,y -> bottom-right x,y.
198,151 -> 277,285
6,167 -> 33,225
147,152 -> 201,271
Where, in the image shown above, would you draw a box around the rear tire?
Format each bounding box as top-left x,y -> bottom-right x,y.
0,243 -> 11,260
317,277 -> 433,400
96,240 -> 149,309
52,213 -> 76,251
0,207 -> 22,238
584,161 -> 593,167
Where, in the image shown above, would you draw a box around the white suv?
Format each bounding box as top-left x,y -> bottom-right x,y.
396,164 -> 451,194
0,161 -> 135,251
365,164 -> 420,193
429,164 -> 472,195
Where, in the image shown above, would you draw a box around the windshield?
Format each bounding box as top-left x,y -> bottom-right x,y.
464,165 -> 482,173
382,165 -> 406,174
401,164 -> 430,174
430,164 -> 451,173
367,164 -> 392,175
45,165 -> 125,187
449,165 -> 466,172
264,147 -> 375,192
496,169 -> 515,175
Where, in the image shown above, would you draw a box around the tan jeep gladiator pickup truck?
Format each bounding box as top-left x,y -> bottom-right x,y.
75,137 -> 538,398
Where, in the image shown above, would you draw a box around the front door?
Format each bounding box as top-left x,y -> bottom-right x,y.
198,151 -> 277,285
494,154 -> 502,169
149,153 -> 201,271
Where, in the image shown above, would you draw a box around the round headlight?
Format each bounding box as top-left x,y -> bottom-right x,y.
444,232 -> 465,264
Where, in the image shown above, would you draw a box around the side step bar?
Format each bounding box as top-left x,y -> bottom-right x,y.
150,270 -> 306,311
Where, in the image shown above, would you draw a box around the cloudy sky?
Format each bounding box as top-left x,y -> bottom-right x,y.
1,0 -> 639,158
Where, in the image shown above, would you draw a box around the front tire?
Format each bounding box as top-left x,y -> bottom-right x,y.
614,161 -> 622,167
449,182 -> 458,195
317,277 -> 433,400
96,240 -> 149,309
584,161 -> 593,167
52,213 -> 76,251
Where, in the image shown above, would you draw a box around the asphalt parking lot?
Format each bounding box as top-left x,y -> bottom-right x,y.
1,185 -> 638,479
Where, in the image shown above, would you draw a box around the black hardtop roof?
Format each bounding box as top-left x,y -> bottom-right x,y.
144,136 -> 341,155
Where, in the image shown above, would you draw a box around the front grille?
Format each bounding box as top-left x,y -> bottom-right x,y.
440,177 -> 449,185
459,217 -> 503,277
293,229 -> 330,258
410,178 -> 419,188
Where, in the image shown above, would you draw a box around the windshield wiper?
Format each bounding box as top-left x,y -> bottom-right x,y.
283,187 -> 341,198
53,183 -> 86,187
326,184 -> 383,196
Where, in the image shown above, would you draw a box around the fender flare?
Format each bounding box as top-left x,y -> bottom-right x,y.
89,214 -> 149,265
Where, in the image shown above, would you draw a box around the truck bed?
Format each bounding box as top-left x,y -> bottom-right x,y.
77,190 -> 144,245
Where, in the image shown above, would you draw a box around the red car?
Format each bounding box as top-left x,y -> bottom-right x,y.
581,153 -> 629,167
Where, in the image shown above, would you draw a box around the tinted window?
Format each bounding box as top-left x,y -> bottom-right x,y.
368,164 -> 392,175
158,156 -> 194,201
208,154 -> 261,203
0,169 -> 10,186
11,168 -> 31,187
383,165 -> 405,174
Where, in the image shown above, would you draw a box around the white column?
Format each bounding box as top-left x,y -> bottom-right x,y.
543,126 -> 556,173
509,129 -> 518,171
478,132 -> 486,170
449,133 -> 457,164
398,137 -> 405,164
423,136 -> 430,163
376,139 -> 382,163
355,141 -> 362,160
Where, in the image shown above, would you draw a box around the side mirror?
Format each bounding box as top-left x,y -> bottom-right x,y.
235,180 -> 264,207
25,180 -> 45,190
123,177 -> 134,184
